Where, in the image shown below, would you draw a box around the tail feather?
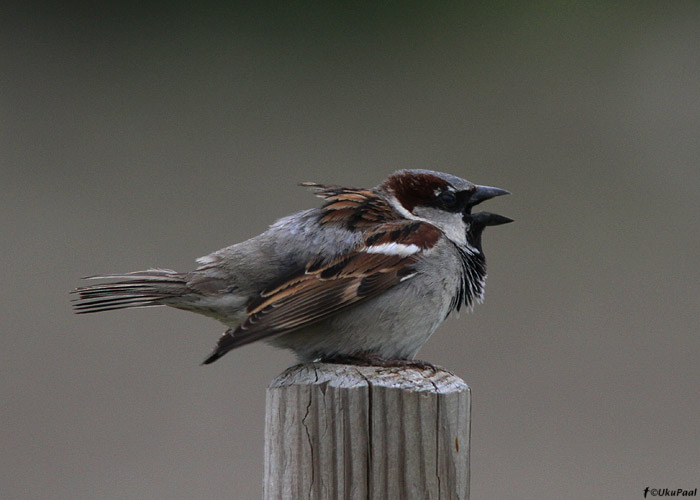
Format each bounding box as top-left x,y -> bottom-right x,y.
73,295 -> 162,314
71,269 -> 187,314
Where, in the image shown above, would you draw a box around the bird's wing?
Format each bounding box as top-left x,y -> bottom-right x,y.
300,182 -> 399,229
202,220 -> 443,364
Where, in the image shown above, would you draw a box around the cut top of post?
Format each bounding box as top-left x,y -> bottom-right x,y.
268,362 -> 469,394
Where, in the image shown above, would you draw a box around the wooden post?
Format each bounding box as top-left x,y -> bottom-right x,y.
264,363 -> 470,500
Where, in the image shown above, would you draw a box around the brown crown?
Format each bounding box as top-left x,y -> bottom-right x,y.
382,171 -> 449,212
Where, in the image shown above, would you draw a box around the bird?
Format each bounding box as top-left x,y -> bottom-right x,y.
72,169 -> 511,365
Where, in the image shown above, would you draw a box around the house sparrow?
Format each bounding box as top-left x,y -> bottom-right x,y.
72,169 -> 511,365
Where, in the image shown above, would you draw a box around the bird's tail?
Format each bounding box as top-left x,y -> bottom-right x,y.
71,269 -> 188,314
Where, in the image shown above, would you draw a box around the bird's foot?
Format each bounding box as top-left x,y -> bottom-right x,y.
321,354 -> 440,373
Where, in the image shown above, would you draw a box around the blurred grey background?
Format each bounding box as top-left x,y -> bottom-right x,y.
2,2 -> 699,499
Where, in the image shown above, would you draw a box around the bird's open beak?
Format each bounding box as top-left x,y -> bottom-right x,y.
464,185 -> 512,226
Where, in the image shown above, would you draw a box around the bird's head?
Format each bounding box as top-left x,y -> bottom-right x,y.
381,169 -> 512,250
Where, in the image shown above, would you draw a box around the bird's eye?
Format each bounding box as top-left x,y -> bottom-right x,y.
438,191 -> 457,209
